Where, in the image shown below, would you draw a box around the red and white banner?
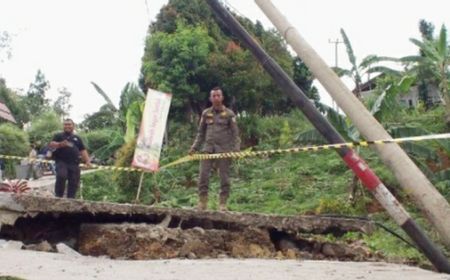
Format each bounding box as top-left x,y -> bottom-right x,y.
132,89 -> 172,172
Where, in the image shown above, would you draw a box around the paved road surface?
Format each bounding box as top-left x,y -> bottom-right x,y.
0,248 -> 448,280
8,174 -> 450,280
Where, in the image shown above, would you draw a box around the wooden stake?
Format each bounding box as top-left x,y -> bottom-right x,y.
135,172 -> 145,203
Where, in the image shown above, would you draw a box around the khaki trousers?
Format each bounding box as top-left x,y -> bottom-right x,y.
198,158 -> 231,199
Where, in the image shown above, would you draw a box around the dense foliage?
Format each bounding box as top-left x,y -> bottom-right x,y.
0,123 -> 29,177
140,0 -> 316,120
27,111 -> 61,145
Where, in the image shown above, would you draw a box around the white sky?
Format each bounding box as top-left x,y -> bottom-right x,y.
0,0 -> 449,122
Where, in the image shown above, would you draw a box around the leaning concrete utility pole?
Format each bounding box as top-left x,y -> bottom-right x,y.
255,0 -> 450,247
205,0 -> 450,272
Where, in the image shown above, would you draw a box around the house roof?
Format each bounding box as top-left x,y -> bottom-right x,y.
352,73 -> 385,94
0,102 -> 16,123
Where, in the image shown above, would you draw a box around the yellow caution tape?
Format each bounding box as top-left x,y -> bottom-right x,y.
161,133 -> 450,169
0,155 -> 145,173
1,133 -> 449,173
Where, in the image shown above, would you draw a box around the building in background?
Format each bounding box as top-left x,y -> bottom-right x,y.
0,101 -> 16,123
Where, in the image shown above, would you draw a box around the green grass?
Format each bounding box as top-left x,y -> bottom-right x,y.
80,107 -> 449,265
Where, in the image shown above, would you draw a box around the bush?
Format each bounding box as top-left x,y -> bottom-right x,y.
81,171 -> 122,202
238,109 -> 310,150
0,123 -> 30,177
113,139 -> 140,202
80,128 -> 124,162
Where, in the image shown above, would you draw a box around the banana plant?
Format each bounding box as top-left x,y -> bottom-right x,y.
90,81 -> 145,143
120,83 -> 145,143
91,81 -> 118,112
407,25 -> 450,123
333,28 -> 402,98
124,100 -> 145,143
297,76 -> 445,201
369,75 -> 416,121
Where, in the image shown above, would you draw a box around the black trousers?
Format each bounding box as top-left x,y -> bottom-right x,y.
55,161 -> 80,198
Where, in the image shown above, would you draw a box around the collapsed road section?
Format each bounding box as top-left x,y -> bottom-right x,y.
0,193 -> 377,260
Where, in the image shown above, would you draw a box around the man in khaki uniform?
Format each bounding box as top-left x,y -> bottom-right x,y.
189,87 -> 240,211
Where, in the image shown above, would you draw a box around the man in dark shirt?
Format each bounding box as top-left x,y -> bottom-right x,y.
49,119 -> 91,198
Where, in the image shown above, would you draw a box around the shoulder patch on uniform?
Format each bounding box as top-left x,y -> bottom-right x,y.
225,108 -> 235,115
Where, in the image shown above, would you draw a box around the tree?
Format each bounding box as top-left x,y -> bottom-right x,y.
53,87 -> 72,119
142,22 -> 214,119
292,57 -> 319,105
119,83 -> 145,121
150,0 -> 215,35
417,20 -> 436,109
406,24 -> 450,124
419,19 -> 435,41
80,128 -> 124,163
25,70 -> 50,116
118,83 -> 145,143
27,110 -> 61,145
333,29 -> 399,98
81,104 -> 118,131
141,0 -> 308,119
333,29 -> 365,97
369,75 -> 416,122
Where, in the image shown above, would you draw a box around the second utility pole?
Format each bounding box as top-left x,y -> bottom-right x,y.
255,0 -> 450,247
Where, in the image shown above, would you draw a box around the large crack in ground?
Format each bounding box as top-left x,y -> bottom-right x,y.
0,194 -> 379,261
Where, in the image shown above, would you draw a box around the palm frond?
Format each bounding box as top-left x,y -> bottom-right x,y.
410,38 -> 440,62
359,55 -> 379,69
398,142 -> 438,161
340,28 -> 358,70
124,101 -> 144,143
400,55 -> 423,63
396,75 -> 416,93
359,55 -> 401,69
367,66 -> 403,77
437,25 -> 448,58
388,126 -> 430,138
332,66 -> 352,77
370,89 -> 387,116
91,81 -> 118,111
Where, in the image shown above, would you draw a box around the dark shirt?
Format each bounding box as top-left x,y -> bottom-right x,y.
52,132 -> 86,164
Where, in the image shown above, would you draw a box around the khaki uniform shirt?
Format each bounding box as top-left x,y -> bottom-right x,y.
191,106 -> 240,153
